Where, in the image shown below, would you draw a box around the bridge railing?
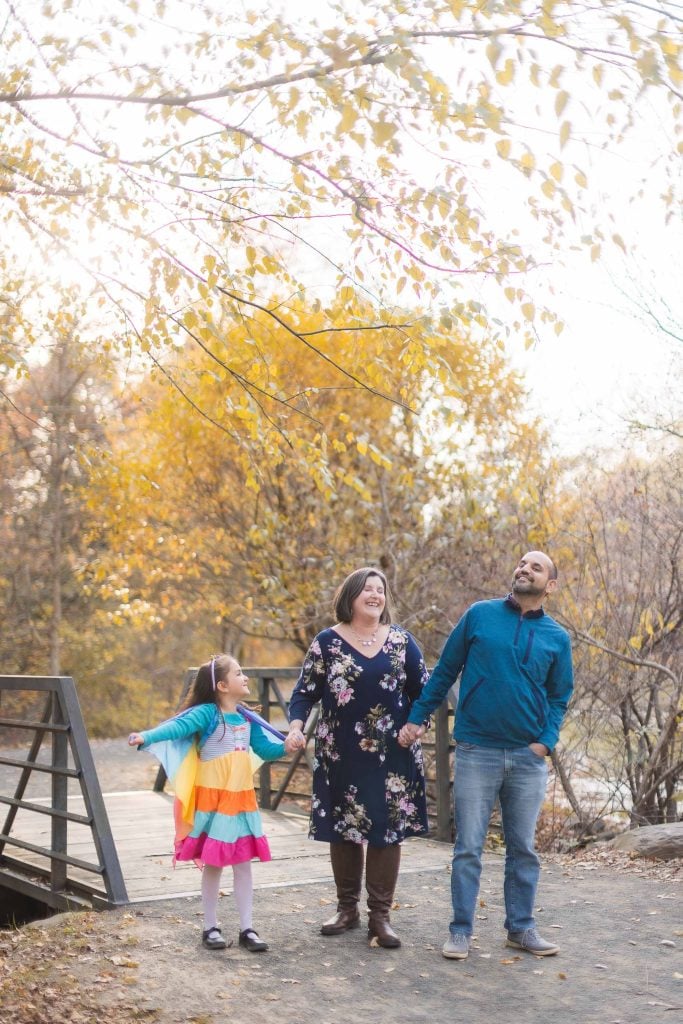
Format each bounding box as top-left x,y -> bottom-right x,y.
0,675 -> 128,911
154,667 -> 455,842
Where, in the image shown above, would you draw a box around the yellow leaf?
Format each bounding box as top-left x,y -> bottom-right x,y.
549,65 -> 564,88
496,59 -> 515,86
612,233 -> 626,253
337,104 -> 358,134
486,40 -> 502,68
549,161 -> 563,183
541,179 -> 555,199
372,120 -> 397,145
555,91 -> 569,117
496,138 -> 512,159
559,121 -> 571,149
520,151 -> 535,172
521,302 -> 536,321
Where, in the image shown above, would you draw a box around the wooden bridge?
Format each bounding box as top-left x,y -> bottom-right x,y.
0,673 -> 454,912
8,789 -> 452,904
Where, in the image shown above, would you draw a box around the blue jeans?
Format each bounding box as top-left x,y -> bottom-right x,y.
450,742 -> 548,936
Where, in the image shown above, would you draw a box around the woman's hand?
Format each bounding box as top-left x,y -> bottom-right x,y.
285,726 -> 306,752
285,730 -> 305,753
128,732 -> 144,747
398,722 -> 425,747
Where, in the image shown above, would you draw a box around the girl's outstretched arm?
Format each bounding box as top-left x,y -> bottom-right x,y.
128,732 -> 144,747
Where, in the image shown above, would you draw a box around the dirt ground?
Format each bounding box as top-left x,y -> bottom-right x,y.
1,738 -> 681,1023
1,847 -> 681,1024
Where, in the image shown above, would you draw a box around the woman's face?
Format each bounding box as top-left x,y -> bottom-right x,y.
351,574 -> 386,619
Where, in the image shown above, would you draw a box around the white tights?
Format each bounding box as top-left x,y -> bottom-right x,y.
201,861 -> 253,933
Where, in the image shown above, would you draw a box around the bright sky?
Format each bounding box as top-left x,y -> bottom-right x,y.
509,250 -> 680,455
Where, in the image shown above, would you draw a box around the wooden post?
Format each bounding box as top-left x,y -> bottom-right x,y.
50,692 -> 68,893
434,703 -> 453,843
257,674 -> 272,810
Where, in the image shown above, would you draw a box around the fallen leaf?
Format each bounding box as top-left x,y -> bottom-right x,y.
369,936 -> 380,948
558,972 -> 568,980
660,940 -> 676,948
106,956 -> 139,969
500,957 -> 521,965
385,966 -> 395,973
533,969 -> 544,976
595,964 -> 609,970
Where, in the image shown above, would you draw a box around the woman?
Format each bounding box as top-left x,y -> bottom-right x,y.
287,566 -> 429,949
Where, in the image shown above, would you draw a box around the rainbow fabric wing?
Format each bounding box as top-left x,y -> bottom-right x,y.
145,735 -> 199,841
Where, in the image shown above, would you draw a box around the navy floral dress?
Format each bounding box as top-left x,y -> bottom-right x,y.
289,626 -> 429,847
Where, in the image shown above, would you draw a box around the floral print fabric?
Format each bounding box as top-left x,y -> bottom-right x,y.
289,626 -> 429,846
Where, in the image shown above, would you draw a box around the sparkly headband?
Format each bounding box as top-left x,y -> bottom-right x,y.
210,657 -> 216,690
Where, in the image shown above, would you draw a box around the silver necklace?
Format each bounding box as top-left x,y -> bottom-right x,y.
350,626 -> 378,647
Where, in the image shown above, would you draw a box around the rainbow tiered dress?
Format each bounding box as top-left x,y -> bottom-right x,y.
140,704 -> 285,867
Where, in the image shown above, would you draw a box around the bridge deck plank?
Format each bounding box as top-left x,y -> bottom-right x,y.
5,790 -> 451,903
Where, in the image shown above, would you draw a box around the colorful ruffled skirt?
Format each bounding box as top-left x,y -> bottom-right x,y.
147,737 -> 271,867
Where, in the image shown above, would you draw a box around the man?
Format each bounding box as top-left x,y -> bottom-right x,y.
398,551 -> 573,960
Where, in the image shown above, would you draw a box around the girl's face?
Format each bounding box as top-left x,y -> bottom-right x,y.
219,660 -> 251,698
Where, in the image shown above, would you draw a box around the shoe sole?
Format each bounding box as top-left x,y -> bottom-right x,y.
442,946 -> 469,960
321,917 -> 361,935
368,934 -> 401,949
505,939 -> 559,956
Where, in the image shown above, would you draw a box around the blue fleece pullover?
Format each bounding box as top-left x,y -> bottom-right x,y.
407,597 -> 573,751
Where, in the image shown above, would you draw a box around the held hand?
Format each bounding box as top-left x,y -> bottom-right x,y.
528,742 -> 549,758
128,732 -> 144,747
398,723 -> 424,747
285,729 -> 305,753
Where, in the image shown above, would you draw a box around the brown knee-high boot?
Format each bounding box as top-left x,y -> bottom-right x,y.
320,841 -> 364,935
366,843 -> 401,948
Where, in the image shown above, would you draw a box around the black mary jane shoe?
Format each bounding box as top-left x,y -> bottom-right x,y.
238,928 -> 268,952
202,927 -> 227,950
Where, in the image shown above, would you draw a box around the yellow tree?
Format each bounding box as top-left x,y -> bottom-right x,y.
1,0 -> 681,446
85,289 -> 553,674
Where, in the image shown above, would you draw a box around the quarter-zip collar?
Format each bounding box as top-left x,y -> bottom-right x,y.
504,593 -> 545,619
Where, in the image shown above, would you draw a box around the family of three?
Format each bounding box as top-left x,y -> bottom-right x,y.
129,552 -> 574,959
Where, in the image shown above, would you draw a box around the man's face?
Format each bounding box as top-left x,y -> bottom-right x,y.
511,551 -> 556,598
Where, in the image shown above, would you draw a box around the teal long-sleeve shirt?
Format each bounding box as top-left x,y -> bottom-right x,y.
139,703 -> 285,761
407,597 -> 574,752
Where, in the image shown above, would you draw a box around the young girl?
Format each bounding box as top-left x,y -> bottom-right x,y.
129,654 -> 297,952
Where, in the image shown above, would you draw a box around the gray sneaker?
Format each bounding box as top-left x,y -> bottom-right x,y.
442,932 -> 470,960
506,928 -> 560,956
